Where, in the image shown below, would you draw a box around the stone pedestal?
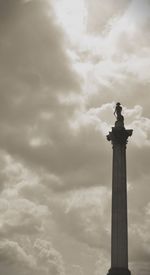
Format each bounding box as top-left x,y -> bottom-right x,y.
107,126 -> 132,275
107,267 -> 131,275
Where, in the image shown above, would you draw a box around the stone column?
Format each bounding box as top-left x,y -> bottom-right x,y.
106,104 -> 132,275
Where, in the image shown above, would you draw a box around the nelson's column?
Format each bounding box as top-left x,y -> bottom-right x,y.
106,103 -> 133,275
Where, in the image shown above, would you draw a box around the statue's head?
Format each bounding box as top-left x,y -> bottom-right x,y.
116,102 -> 121,106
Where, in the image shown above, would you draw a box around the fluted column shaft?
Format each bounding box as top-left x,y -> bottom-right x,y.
111,143 -> 128,268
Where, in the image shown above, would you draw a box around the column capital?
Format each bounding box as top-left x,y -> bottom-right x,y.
107,127 -> 133,146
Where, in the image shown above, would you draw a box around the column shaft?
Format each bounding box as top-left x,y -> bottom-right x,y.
111,144 -> 128,268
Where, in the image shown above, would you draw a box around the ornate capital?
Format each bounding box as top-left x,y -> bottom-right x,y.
107,127 -> 133,146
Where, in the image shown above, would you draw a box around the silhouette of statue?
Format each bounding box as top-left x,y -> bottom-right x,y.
114,103 -> 124,128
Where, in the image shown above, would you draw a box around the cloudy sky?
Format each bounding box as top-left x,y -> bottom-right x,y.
0,0 -> 150,274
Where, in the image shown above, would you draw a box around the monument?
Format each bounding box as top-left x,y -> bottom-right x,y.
106,103 -> 133,275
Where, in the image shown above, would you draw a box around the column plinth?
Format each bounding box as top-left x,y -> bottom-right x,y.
107,267 -> 131,275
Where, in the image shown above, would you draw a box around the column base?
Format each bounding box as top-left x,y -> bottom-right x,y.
107,267 -> 131,275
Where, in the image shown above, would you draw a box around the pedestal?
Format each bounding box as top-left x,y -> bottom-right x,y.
107,267 -> 131,275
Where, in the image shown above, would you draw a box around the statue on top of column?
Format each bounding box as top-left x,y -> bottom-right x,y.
114,102 -> 124,128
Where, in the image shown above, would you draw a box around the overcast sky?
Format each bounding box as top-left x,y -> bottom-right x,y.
0,0 -> 150,274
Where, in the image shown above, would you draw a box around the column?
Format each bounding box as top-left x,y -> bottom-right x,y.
106,103 -> 132,275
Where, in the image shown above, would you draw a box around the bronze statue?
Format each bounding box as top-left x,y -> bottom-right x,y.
114,103 -> 124,127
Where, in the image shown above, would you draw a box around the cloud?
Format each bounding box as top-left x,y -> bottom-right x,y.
51,187 -> 111,250
0,196 -> 49,236
0,239 -> 35,275
34,239 -> 65,275
94,252 -> 109,275
0,0 -> 81,153
86,0 -> 130,34
0,238 -> 65,275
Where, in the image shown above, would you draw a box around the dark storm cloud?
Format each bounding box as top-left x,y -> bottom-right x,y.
0,0 -> 82,187
0,0 -> 80,125
0,0 -> 82,274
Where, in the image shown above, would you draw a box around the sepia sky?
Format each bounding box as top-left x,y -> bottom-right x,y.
0,0 -> 150,274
